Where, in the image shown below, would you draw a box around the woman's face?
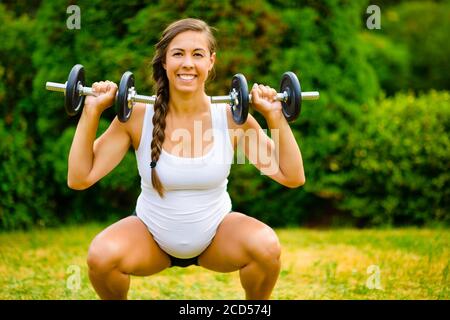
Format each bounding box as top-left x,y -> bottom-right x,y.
164,30 -> 215,95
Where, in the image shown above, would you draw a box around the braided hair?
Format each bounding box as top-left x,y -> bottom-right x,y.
150,18 -> 217,197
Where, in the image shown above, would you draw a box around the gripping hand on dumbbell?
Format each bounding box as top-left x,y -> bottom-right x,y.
84,81 -> 118,116
250,83 -> 284,122
45,65 -> 121,118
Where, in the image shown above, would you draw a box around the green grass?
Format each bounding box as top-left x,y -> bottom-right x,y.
0,224 -> 448,299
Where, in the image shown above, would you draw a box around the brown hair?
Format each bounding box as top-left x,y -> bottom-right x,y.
150,18 -> 217,197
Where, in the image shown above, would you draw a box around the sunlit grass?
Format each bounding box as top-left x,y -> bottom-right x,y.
0,224 -> 448,299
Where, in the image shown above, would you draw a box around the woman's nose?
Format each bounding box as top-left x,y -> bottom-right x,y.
181,56 -> 194,68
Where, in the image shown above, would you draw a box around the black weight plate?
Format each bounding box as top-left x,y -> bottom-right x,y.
230,74 -> 249,125
280,71 -> 301,121
117,71 -> 135,123
65,64 -> 85,116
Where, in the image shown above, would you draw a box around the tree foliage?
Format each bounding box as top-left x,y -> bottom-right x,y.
0,1 -> 448,229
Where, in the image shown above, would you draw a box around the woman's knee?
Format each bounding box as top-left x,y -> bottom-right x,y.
87,236 -> 123,274
246,226 -> 282,268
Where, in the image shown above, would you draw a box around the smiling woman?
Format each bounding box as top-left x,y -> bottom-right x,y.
66,18 -> 306,300
149,19 -> 218,195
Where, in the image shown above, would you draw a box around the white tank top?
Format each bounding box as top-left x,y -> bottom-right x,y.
134,102 -> 234,259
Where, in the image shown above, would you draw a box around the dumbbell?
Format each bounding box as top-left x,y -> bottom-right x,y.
46,64 -> 92,116
115,71 -> 319,124
210,72 -> 319,123
45,64 -> 155,121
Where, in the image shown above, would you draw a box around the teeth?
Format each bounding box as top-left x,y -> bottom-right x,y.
179,74 -> 195,80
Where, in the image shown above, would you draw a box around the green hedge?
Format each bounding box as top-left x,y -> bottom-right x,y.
1,1 -> 449,229
339,91 -> 450,226
359,32 -> 410,96
382,1 -> 450,92
0,118 -> 49,229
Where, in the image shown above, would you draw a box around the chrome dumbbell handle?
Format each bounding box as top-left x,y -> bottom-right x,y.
127,87 -> 156,104
46,81 -> 158,104
46,81 -> 98,96
210,90 -> 320,105
249,91 -> 320,102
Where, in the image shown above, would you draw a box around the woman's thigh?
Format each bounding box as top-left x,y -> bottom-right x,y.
197,212 -> 281,273
88,216 -> 171,276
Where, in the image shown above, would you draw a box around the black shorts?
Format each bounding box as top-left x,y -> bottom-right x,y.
131,211 -> 199,268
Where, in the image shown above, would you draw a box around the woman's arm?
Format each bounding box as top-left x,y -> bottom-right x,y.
265,111 -> 305,187
238,84 -> 305,188
67,81 -> 131,190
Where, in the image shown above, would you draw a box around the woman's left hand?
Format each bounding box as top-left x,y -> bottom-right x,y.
250,83 -> 283,122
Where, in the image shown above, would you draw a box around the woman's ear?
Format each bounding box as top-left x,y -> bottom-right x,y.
209,52 -> 216,71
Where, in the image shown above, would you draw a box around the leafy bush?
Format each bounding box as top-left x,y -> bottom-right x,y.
0,118 -> 51,229
0,4 -> 36,118
339,91 -> 450,226
1,0 -> 447,229
382,1 -> 450,92
359,32 -> 410,96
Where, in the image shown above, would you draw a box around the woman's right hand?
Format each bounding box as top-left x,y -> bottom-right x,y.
84,80 -> 118,116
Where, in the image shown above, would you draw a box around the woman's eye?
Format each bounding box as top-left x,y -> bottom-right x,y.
172,52 -> 203,57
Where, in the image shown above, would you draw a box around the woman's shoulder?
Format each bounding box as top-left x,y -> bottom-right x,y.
222,103 -> 257,133
124,102 -> 149,150
221,103 -> 248,151
222,103 -> 243,131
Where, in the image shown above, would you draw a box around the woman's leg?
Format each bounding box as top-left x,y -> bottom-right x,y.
198,212 -> 282,300
87,216 -> 171,299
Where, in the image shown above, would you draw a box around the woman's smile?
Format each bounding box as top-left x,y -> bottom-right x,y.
177,73 -> 197,82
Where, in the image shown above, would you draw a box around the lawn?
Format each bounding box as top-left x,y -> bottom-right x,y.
0,224 -> 448,300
